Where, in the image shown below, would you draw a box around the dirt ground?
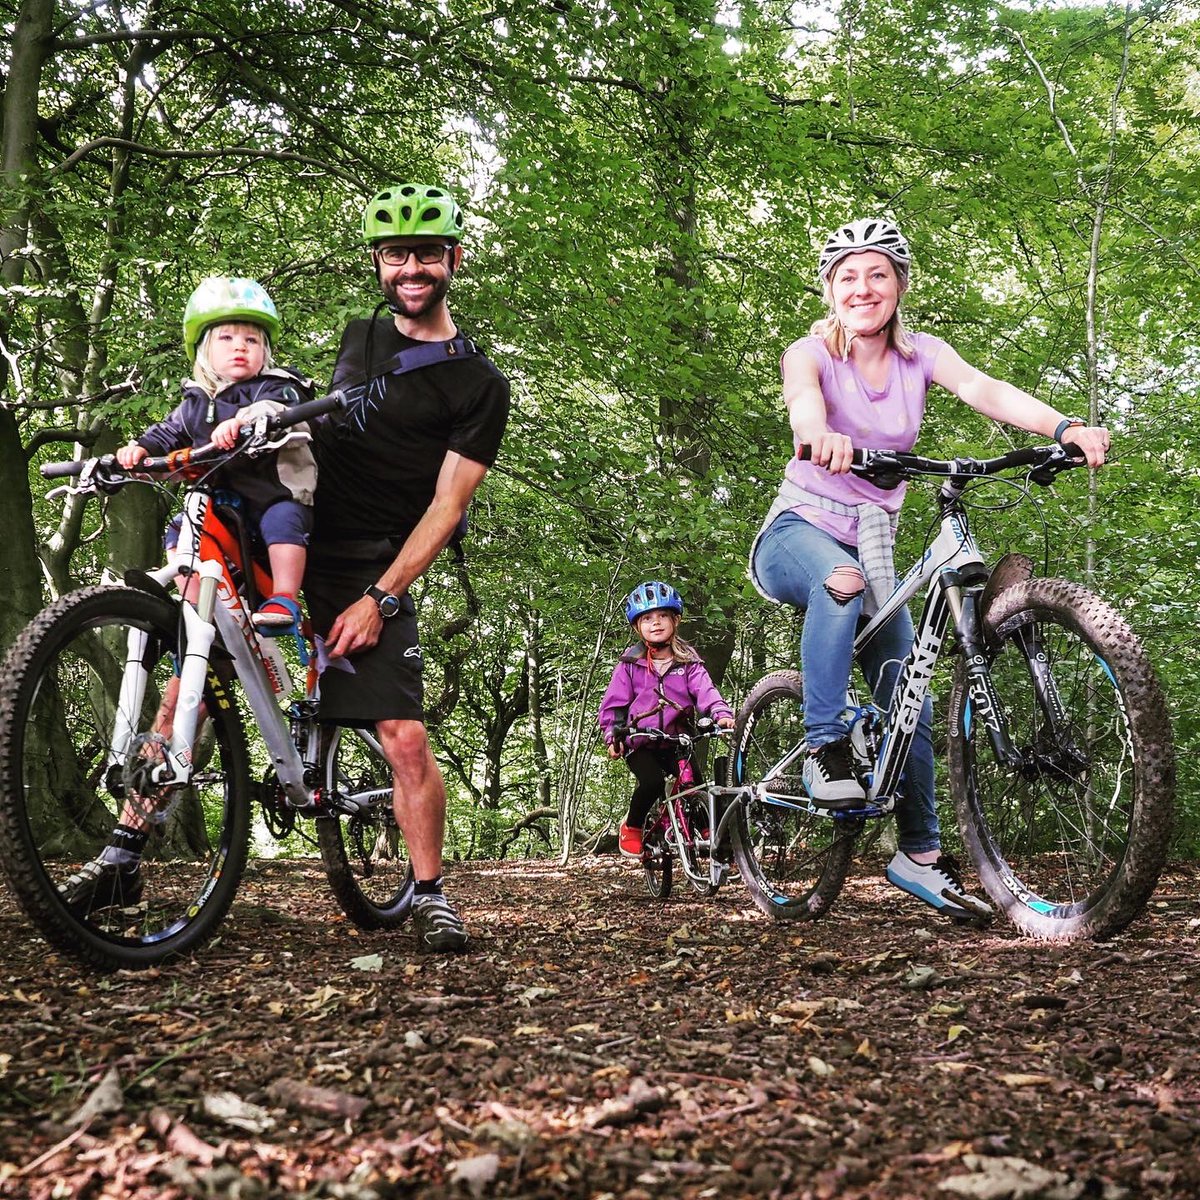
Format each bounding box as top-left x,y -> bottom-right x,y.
1,855 -> 1198,1200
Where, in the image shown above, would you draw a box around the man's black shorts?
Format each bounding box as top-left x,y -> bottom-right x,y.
303,543 -> 423,726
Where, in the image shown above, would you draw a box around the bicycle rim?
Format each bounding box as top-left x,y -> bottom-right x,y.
0,587 -> 251,970
949,579 -> 1174,940
316,726 -> 413,928
729,671 -> 857,921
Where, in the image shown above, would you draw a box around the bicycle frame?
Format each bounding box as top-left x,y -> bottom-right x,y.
657,776 -> 750,890
755,503 -> 1004,815
109,487 -> 316,807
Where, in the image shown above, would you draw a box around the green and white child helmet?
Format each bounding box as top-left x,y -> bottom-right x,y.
182,276 -> 281,362
362,183 -> 465,244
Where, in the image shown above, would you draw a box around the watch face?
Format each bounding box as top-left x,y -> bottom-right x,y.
378,594 -> 401,618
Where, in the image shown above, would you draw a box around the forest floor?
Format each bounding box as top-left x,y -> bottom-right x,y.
0,855 -> 1198,1200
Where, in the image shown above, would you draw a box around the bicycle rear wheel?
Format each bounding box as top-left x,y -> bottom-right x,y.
641,801 -> 673,900
728,670 -> 858,920
315,726 -> 413,928
948,578 -> 1174,940
0,586 -> 251,971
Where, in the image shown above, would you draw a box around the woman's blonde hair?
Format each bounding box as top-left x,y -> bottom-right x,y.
810,259 -> 915,361
635,613 -> 701,663
191,321 -> 274,396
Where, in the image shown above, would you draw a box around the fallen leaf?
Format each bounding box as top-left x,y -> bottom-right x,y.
349,953 -> 384,972
65,1066 -> 123,1129
449,1153 -> 500,1198
201,1090 -> 275,1134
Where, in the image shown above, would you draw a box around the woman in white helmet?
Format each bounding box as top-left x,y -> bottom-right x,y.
749,218 -> 1110,919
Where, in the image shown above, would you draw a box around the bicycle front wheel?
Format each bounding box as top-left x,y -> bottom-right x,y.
0,586 -> 252,971
641,800 -> 673,900
948,579 -> 1174,941
315,726 -> 413,928
728,670 -> 858,921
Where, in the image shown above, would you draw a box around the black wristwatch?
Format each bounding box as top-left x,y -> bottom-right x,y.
363,584 -> 401,619
1054,416 -> 1085,446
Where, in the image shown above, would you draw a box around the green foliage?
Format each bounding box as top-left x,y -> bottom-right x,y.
4,0 -> 1200,856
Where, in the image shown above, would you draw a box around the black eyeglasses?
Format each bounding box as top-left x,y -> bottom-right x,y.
375,243 -> 453,266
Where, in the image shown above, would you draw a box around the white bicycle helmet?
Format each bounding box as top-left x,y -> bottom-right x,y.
818,218 -> 911,282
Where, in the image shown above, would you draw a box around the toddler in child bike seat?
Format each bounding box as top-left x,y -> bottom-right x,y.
116,275 -> 318,635
597,581 -> 735,859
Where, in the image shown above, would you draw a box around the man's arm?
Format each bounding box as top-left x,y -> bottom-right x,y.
323,450 -> 488,659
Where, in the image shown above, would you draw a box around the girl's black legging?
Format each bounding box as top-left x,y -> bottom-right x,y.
624,744 -> 700,828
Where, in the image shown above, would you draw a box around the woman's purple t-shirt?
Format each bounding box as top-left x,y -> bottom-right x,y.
780,332 -> 947,545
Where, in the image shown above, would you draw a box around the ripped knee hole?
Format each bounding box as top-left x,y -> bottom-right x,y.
823,567 -> 865,606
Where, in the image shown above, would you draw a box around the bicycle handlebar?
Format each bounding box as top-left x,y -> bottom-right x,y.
39,390 -> 350,484
794,442 -> 1085,487
612,719 -> 732,749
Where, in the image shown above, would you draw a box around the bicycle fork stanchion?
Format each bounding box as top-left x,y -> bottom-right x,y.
944,576 -> 1025,772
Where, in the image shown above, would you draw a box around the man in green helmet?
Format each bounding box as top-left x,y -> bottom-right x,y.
304,184 -> 510,953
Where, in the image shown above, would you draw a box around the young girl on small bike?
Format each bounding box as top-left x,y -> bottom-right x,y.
117,276 -> 316,633
598,581 -> 735,858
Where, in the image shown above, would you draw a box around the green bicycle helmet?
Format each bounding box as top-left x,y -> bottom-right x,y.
182,276 -> 281,362
362,183 -> 464,244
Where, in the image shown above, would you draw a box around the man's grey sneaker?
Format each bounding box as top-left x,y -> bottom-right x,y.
58,857 -> 144,917
886,852 -> 993,921
802,737 -> 867,809
411,893 -> 469,954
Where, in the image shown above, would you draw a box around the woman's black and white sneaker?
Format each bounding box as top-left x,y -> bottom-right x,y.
802,738 -> 867,810
412,893 -> 469,953
58,857 -> 144,917
886,852 -> 993,921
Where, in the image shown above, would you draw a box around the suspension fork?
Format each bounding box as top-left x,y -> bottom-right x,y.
946,576 -> 1026,770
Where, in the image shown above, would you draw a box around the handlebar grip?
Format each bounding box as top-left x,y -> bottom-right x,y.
40,459 -> 88,479
795,444 -> 868,466
273,389 -> 349,429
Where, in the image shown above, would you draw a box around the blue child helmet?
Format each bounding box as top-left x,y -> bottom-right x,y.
625,581 -> 684,624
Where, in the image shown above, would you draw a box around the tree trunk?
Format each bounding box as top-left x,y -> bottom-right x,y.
0,0 -> 55,649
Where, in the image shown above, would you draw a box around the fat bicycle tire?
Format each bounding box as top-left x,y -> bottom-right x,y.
0,586 -> 252,971
727,670 -> 859,921
315,726 -> 413,928
641,801 -> 673,900
948,578 -> 1174,941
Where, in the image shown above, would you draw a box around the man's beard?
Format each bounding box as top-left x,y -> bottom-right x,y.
381,271 -> 450,318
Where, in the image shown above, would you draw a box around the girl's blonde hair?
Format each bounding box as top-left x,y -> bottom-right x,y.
634,613 -> 701,663
191,321 -> 274,396
810,260 -> 915,361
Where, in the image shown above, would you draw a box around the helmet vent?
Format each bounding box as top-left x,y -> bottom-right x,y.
400,186 -> 417,196
374,209 -> 393,225
421,207 -> 442,222
400,205 -> 413,221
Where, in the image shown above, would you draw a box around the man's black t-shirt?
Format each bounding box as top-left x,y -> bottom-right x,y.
311,318 -> 510,543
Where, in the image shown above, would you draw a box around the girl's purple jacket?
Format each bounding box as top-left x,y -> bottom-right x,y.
598,647 -> 733,750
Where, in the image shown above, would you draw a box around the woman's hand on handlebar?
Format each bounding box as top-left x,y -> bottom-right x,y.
116,443 -> 148,470
802,431 -> 855,475
1061,425 -> 1110,470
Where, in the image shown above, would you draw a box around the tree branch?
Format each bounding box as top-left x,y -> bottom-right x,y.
49,139 -> 362,184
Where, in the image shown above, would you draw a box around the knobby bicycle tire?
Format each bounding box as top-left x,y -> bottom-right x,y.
728,670 -> 858,921
315,726 -> 413,928
641,800 -> 673,900
0,586 -> 252,971
948,578 -> 1174,941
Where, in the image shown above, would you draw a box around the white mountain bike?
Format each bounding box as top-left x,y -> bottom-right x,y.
0,394 -> 414,971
